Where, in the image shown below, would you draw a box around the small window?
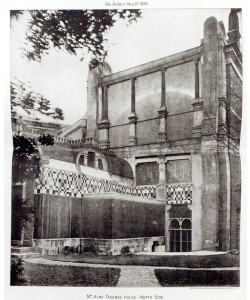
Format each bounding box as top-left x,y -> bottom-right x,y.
87,152 -> 95,168
136,162 -> 159,185
78,155 -> 85,166
182,219 -> 191,229
169,219 -> 180,229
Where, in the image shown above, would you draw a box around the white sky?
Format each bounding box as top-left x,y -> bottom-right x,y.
10,9 -> 232,125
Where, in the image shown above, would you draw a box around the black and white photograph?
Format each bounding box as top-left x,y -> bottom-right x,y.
4,1 -> 247,298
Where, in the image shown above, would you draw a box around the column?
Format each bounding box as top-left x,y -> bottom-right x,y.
94,155 -> 99,169
158,68 -> 168,142
165,205 -> 171,252
194,58 -> 200,99
128,77 -> 138,145
190,153 -> 203,250
98,85 -> 110,149
200,17 -> 225,250
192,57 -> 203,137
192,100 -> 203,137
102,85 -> 109,120
156,155 -> 167,201
161,67 -> 166,107
83,153 -> 88,166
158,155 -> 167,184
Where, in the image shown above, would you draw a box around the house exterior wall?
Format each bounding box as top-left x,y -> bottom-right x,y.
11,13 -> 242,254
33,192 -> 165,255
33,194 -> 164,241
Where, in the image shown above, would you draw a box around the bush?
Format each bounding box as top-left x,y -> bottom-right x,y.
154,269 -> 239,287
23,263 -> 121,286
10,258 -> 28,286
46,253 -> 239,268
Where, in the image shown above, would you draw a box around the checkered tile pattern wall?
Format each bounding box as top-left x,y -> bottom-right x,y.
34,167 -> 157,199
166,184 -> 192,204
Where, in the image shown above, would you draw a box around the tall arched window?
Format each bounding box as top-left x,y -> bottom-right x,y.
169,218 -> 192,252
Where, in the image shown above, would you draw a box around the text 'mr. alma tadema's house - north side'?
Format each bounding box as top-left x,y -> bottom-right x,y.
11,10 -> 242,256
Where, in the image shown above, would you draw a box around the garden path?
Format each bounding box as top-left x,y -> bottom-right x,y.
23,257 -> 239,287
116,267 -> 161,287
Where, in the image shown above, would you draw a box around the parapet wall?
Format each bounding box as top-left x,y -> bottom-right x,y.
33,236 -> 165,256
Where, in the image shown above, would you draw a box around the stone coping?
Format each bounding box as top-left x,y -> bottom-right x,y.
101,46 -> 202,86
83,192 -> 163,204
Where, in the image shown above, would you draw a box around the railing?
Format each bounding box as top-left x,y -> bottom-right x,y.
13,130 -> 88,146
54,136 -> 85,145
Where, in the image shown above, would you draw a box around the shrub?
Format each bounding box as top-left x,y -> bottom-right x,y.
10,258 -> 28,286
23,263 -> 121,286
154,269 -> 239,287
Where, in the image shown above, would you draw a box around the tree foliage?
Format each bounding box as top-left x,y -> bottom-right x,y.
54,107 -> 64,120
11,258 -> 28,286
11,78 -> 64,120
12,133 -> 55,239
12,133 -> 54,183
11,9 -> 141,61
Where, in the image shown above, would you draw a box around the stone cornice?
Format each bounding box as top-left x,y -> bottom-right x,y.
84,192 -> 164,205
99,45 -> 203,86
192,98 -> 203,111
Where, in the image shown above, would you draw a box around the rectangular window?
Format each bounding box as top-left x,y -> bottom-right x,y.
87,152 -> 95,168
166,159 -> 192,184
136,162 -> 159,185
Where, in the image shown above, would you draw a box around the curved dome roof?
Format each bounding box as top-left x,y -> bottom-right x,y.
104,154 -> 133,179
110,91 -> 193,125
39,144 -> 134,179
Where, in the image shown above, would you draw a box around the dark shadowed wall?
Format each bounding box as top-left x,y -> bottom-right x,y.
34,194 -> 165,240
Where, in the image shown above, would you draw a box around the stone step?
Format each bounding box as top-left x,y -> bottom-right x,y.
11,247 -> 41,254
11,240 -> 33,247
11,252 -> 41,259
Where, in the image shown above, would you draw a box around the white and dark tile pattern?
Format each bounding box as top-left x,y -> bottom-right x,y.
34,167 -> 157,199
166,184 -> 192,204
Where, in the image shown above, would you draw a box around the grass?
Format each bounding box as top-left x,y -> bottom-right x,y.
45,253 -> 239,268
22,262 -> 121,286
155,269 -> 240,287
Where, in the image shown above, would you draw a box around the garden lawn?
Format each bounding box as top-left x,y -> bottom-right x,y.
23,262 -> 121,286
45,253 -> 239,268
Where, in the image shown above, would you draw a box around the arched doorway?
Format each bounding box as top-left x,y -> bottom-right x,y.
169,218 -> 192,252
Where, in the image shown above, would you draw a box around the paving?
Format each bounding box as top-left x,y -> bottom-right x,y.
116,267 -> 161,287
136,250 -> 228,256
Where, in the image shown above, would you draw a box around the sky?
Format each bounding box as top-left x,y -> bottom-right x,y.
10,9 -> 233,125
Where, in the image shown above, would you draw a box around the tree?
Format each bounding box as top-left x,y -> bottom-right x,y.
11,79 -> 65,120
10,10 -> 141,62
38,96 -> 51,112
22,92 -> 35,109
54,107 -> 64,120
12,133 -> 54,183
12,133 -> 54,243
10,258 -> 28,286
